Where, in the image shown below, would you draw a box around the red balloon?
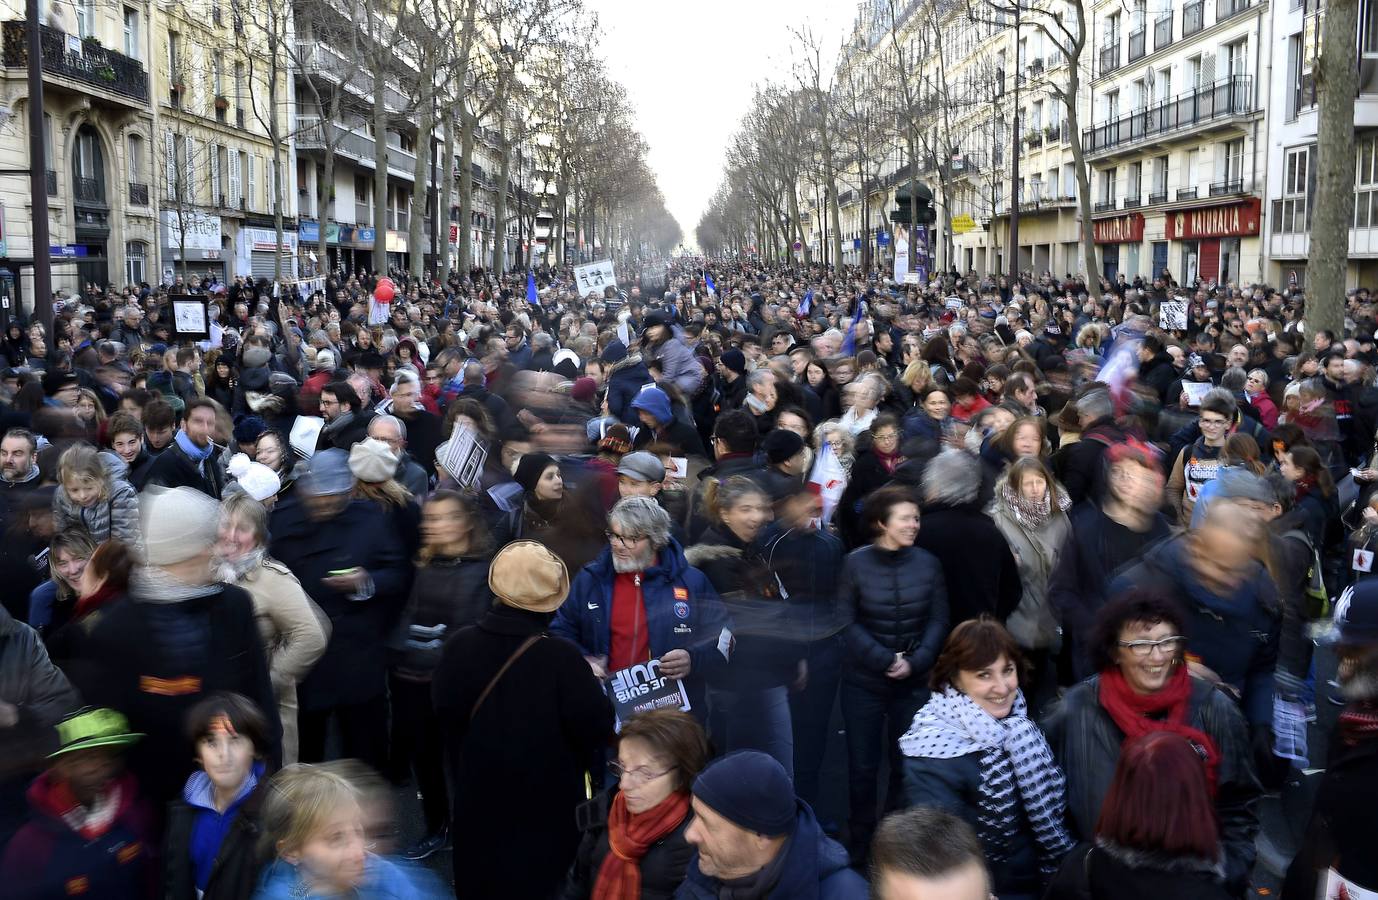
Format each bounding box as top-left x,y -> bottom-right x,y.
374,280 -> 395,303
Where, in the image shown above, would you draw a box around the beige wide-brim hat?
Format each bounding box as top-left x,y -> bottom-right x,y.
488,540 -> 570,613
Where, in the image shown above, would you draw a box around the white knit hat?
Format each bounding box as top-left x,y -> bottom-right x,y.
227,453 -> 281,502
141,486 -> 220,565
348,438 -> 398,484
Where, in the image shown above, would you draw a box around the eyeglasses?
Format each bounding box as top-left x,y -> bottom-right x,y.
1118,636 -> 1185,658
1198,417 -> 1229,429
606,530 -> 648,547
873,432 -> 900,443
609,761 -> 675,786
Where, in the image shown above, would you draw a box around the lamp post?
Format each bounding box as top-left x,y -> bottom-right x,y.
27,0 -> 53,330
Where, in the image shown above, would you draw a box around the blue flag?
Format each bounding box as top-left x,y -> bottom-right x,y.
526,271 -> 539,305
798,288 -> 813,317
840,298 -> 864,356
705,272 -> 717,296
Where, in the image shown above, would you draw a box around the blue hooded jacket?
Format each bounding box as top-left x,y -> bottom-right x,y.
254,855 -> 446,899
673,802 -> 867,899
550,538 -> 732,713
631,386 -> 673,425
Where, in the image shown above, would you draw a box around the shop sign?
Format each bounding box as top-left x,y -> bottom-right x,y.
1165,198 -> 1262,240
385,231 -> 407,253
1093,212 -> 1145,244
160,211 -> 222,252
298,221 -> 340,244
951,213 -> 977,234
449,224 -> 459,246
244,227 -> 298,253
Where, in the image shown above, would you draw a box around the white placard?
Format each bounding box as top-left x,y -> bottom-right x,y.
289,416 -> 324,459
1183,381 -> 1212,406
574,259 -> 617,296
438,424 -> 487,490
1322,869 -> 1378,899
1160,299 -> 1188,330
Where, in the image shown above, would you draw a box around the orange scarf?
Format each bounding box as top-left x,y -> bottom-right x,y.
592,790 -> 691,900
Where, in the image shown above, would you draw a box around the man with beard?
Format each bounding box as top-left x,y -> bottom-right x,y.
550,496 -> 730,721
0,428 -> 45,620
142,397 -> 226,498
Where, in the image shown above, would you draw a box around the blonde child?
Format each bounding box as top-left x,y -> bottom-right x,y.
52,442 -> 141,550
254,765 -> 442,899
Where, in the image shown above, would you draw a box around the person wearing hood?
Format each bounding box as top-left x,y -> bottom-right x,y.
162,692 -> 272,900
632,386 -> 706,458
602,339 -> 655,427
551,496 -> 731,723
142,398 -> 228,499
675,750 -> 867,899
641,310 -> 706,400
52,442 -> 141,550
433,540 -> 614,899
0,708 -> 156,898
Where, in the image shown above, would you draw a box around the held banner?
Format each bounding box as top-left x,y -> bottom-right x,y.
607,658 -> 691,732
574,260 -> 618,297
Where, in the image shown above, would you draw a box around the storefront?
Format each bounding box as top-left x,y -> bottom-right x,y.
337,226 -> 376,275
241,227 -> 299,282
160,211 -> 227,285
298,220 -> 340,278
385,230 -> 408,272
1164,198 -> 1261,286
1093,212 -> 1145,281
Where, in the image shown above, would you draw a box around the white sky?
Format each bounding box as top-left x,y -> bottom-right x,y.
583,0 -> 858,248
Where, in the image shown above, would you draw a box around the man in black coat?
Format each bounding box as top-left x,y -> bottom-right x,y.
140,398 -> 227,499
433,540 -> 613,900
316,380 -> 376,452
915,449 -> 1022,625
268,449 -> 409,774
1058,389 -> 1127,505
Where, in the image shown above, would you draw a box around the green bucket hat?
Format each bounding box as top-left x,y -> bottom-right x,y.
49,708 -> 144,758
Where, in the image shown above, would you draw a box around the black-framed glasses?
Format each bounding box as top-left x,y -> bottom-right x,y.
1118,636 -> 1185,658
608,760 -> 675,786
605,530 -> 648,547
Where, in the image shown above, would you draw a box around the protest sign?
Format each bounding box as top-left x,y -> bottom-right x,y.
607,658 -> 691,732
438,425 -> 487,490
289,416 -> 324,459
1182,381 -> 1212,406
1159,299 -> 1188,330
574,259 -> 617,296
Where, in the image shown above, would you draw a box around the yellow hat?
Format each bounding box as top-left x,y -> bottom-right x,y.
488,541 -> 569,613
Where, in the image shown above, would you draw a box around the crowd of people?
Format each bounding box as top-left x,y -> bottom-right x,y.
0,258 -> 1375,899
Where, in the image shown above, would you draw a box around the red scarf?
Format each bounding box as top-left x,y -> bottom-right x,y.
592,790 -> 691,900
1339,700 -> 1378,747
73,583 -> 120,621
874,446 -> 903,474
1098,666 -> 1221,791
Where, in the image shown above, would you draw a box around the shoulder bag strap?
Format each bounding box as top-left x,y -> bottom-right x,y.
470,633 -> 544,722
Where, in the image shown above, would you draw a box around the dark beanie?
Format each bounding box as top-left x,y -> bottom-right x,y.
601,339 -> 628,364
571,376 -> 597,403
691,751 -> 797,836
233,415 -> 267,445
720,349 -> 747,374
762,429 -> 805,465
513,452 -> 556,494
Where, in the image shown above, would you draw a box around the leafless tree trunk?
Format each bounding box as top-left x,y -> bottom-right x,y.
1310,0 -> 1359,334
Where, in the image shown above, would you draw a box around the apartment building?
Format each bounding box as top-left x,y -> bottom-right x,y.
1262,0 -> 1378,289
1082,0 -> 1267,285
1,0 -> 157,298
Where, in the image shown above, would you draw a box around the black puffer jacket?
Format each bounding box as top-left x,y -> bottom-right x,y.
389,555 -> 493,681
838,544 -> 949,688
562,789 -> 693,900
1042,675 -> 1260,895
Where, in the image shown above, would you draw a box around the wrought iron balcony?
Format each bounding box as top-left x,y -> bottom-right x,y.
1178,186 -> 1199,200
1123,195 -> 1144,209
1209,178 -> 1244,196
2,21 -> 149,104
1128,28 -> 1146,62
1154,13 -> 1173,51
1082,76 -> 1255,157
1216,0 -> 1251,24
1098,43 -> 1121,78
1148,190 -> 1169,204
73,176 -> 105,205
1094,199 -> 1118,212
1183,0 -> 1204,35
128,182 -> 149,206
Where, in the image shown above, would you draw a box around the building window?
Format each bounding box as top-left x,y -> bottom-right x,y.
1356,137 -> 1378,227
123,6 -> 139,59
127,134 -> 142,182
1273,145 -> 1314,233
1152,155 -> 1169,195
1128,161 -> 1143,199
125,242 -> 146,287
76,0 -> 96,40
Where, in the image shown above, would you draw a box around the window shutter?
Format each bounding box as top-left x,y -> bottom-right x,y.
210,143 -> 220,203
165,131 -> 177,200
247,154 -> 256,211
185,137 -> 197,203
267,158 -> 276,213
228,148 -> 241,207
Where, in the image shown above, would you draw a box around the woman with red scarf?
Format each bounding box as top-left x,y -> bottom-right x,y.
1044,591 -> 1261,898
564,709 -> 708,900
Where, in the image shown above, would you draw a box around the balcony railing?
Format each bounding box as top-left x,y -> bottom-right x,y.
1082,76 -> 1255,156
73,176 -> 105,205
1209,178 -> 1244,196
45,169 -> 57,196
1025,132 -> 1044,150
1148,190 -> 1169,204
1094,199 -> 1118,212
294,41 -> 409,113
1098,42 -> 1120,78
1178,186 -> 1199,200
2,21 -> 150,103
1183,0 -> 1204,35
1123,195 -> 1144,208
1128,28 -> 1146,62
1154,12 -> 1173,51
128,182 -> 149,206
1216,0 -> 1251,23
354,202 -> 371,226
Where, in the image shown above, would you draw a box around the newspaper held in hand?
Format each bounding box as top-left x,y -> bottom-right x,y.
1324,868 -> 1378,898
438,424 -> 487,490
607,658 -> 691,733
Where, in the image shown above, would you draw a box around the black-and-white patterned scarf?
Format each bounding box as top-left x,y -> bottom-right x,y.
900,685 -> 1075,874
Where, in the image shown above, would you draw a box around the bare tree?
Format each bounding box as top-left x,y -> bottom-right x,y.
234,0 -> 295,283
791,25 -> 846,270
1309,0 -> 1358,333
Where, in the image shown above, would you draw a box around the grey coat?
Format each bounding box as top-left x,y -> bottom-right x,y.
52,451 -> 142,552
